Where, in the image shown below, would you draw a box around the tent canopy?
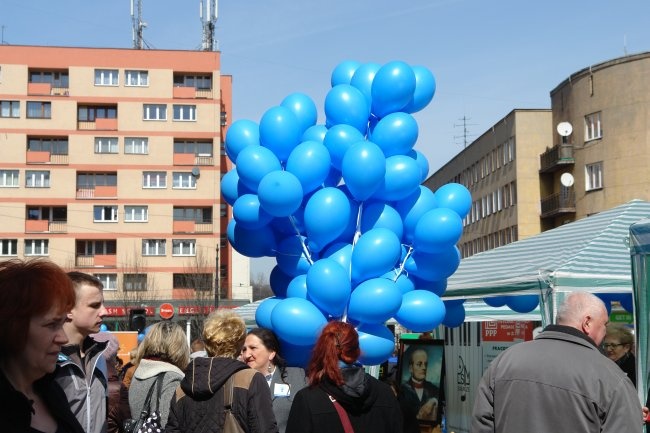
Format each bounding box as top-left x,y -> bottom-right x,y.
445,199 -> 650,299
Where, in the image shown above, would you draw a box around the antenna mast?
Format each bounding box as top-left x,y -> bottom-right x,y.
454,116 -> 477,148
131,0 -> 147,49
200,0 -> 218,51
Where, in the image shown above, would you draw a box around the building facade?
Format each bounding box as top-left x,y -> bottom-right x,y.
0,45 -> 250,327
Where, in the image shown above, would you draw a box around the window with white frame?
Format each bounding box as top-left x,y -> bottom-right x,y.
125,137 -> 149,154
124,205 -> 148,222
95,273 -> 118,290
1,100 -> 20,118
143,171 -> 167,188
25,170 -> 50,188
143,104 -> 167,121
173,105 -> 196,121
173,172 -> 197,189
94,137 -> 118,154
585,162 -> 603,191
172,239 -> 196,256
0,239 -> 18,256
26,101 -> 51,119
142,239 -> 166,256
95,69 -> 119,86
25,239 -> 48,256
123,273 -> 147,291
125,70 -> 149,86
0,170 -> 19,187
94,205 -> 118,222
584,112 -> 602,141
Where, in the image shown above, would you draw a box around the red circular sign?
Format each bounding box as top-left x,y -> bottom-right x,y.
159,303 -> 175,319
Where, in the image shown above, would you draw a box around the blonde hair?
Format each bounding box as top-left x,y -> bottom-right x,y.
135,321 -> 190,369
606,323 -> 634,347
203,310 -> 246,358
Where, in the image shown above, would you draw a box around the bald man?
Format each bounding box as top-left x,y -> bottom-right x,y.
472,292 -> 641,433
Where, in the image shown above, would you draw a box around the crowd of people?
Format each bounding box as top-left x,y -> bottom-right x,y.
2,258 -> 650,433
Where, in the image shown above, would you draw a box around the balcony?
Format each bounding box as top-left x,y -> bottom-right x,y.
173,86 -> 196,99
173,220 -> 213,234
25,220 -> 67,233
173,153 -> 214,166
78,118 -> 118,131
26,151 -> 69,165
539,144 -> 574,173
27,82 -> 69,96
76,185 -> 118,199
540,187 -> 576,218
75,254 -> 117,268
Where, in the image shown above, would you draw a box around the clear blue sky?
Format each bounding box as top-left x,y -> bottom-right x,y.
3,0 -> 649,278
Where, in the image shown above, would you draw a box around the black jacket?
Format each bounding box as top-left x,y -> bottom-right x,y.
0,369 -> 85,433
165,357 -> 278,433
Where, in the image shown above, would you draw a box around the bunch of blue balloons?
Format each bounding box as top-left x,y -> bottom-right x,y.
222,60 -> 472,366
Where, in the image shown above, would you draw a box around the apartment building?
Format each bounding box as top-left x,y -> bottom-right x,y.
0,44 -> 250,328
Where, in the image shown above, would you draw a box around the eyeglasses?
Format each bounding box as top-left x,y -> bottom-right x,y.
602,343 -> 625,349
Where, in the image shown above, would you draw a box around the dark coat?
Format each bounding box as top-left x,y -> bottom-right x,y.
165,357 -> 278,433
285,367 -> 403,433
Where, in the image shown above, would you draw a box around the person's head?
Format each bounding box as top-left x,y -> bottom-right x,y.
242,328 -> 287,375
202,310 -> 247,358
307,321 -> 360,387
408,348 -> 428,382
135,321 -> 190,370
556,292 -> 609,345
603,324 -> 634,362
191,338 -> 205,353
0,259 -> 75,376
66,272 -> 108,343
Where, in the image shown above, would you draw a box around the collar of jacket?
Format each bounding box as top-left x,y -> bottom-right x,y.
540,324 -> 600,349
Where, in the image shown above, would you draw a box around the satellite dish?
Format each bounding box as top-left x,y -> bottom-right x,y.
191,167 -> 201,177
556,122 -> 573,137
560,172 -> 574,187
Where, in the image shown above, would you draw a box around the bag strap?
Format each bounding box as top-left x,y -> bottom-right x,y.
223,375 -> 235,409
142,373 -> 165,413
328,395 -> 355,433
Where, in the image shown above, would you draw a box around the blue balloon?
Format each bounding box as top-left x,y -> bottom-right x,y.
342,140 -> 386,202
271,298 -> 327,346
434,183 -> 472,219
304,187 -> 352,252
306,258 -> 351,317
506,295 -> 539,313
137,333 -> 145,343
279,339 -> 313,369
381,270 -> 415,295
483,296 -> 508,307
232,193 -> 273,229
325,84 -> 370,135
394,186 -> 438,244
348,278 -> 403,324
371,61 -> 416,118
258,170 -> 304,217
357,323 -> 395,366
322,242 -> 353,275
351,228 -> 402,283
255,297 -> 282,329
286,141 -> 332,194
372,154 -> 422,202
408,149 -> 430,183
442,300 -> 466,328
302,124 -> 328,143
227,219 -> 276,258
323,167 -> 343,187
259,105 -> 302,162
221,169 -> 246,207
281,92 -> 318,136
404,246 -> 461,282
99,324 -> 108,332
235,145 -> 282,191
414,208 -> 463,253
225,119 -> 260,163
275,235 -> 312,277
331,60 -> 362,87
370,112 -> 419,157
350,62 -> 382,108
324,124 -> 365,171
411,276 -> 447,296
360,202 -> 403,241
402,66 -> 436,114
395,290 -> 446,332
286,274 -> 308,299
269,266 -> 292,298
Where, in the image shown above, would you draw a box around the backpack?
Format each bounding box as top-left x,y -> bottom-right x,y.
123,374 -> 165,433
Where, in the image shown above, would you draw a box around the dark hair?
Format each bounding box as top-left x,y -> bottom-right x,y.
0,259 -> 75,354
307,321 -> 360,386
67,271 -> 104,294
247,327 -> 288,383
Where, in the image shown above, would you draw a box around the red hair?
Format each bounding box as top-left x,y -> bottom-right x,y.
307,321 -> 360,386
0,259 -> 75,355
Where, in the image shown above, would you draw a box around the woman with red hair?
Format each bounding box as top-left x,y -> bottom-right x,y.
286,321 -> 402,433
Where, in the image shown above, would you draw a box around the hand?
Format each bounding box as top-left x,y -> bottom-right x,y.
643,406 -> 650,424
417,398 -> 438,421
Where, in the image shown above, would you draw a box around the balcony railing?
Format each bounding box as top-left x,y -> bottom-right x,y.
173,220 -> 213,234
173,153 -> 214,166
540,144 -> 574,173
76,185 -> 118,199
25,220 -> 67,233
75,254 -> 117,268
541,187 -> 576,218
26,151 -> 69,165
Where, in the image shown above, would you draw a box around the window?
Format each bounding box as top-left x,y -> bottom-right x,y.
173,207 -> 212,223
0,239 -> 17,256
585,162 -> 603,191
173,74 -> 212,89
173,105 -> 196,121
123,274 -> 147,292
173,273 -> 212,291
220,203 -> 227,217
173,172 -> 197,189
1,100 -> 19,118
78,105 -> 117,121
26,101 -> 51,119
95,69 -> 119,86
76,240 -> 116,255
125,70 -> 148,86
125,137 -> 149,154
95,274 -> 118,290
27,206 -> 67,222
94,205 -> 118,222
143,171 -> 166,188
25,170 -> 50,188
95,137 -> 118,154
76,172 -> 117,188
125,206 -> 148,222
27,137 -> 68,155
29,70 -> 69,87
174,140 -> 212,156
0,170 -> 19,187
143,104 -> 167,121
172,239 -> 196,256
25,239 -> 48,256
585,112 -> 602,141
142,239 -> 166,256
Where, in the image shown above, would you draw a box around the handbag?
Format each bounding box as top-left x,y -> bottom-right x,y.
223,374 -> 246,433
123,374 -> 165,433
328,394 -> 355,433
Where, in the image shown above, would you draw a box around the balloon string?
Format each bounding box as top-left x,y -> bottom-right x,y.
289,215 -> 314,266
342,202 -> 364,324
394,245 -> 414,281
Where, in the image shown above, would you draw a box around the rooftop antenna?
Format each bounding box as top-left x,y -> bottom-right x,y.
131,0 -> 147,49
454,116 -> 477,148
200,0 -> 218,51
